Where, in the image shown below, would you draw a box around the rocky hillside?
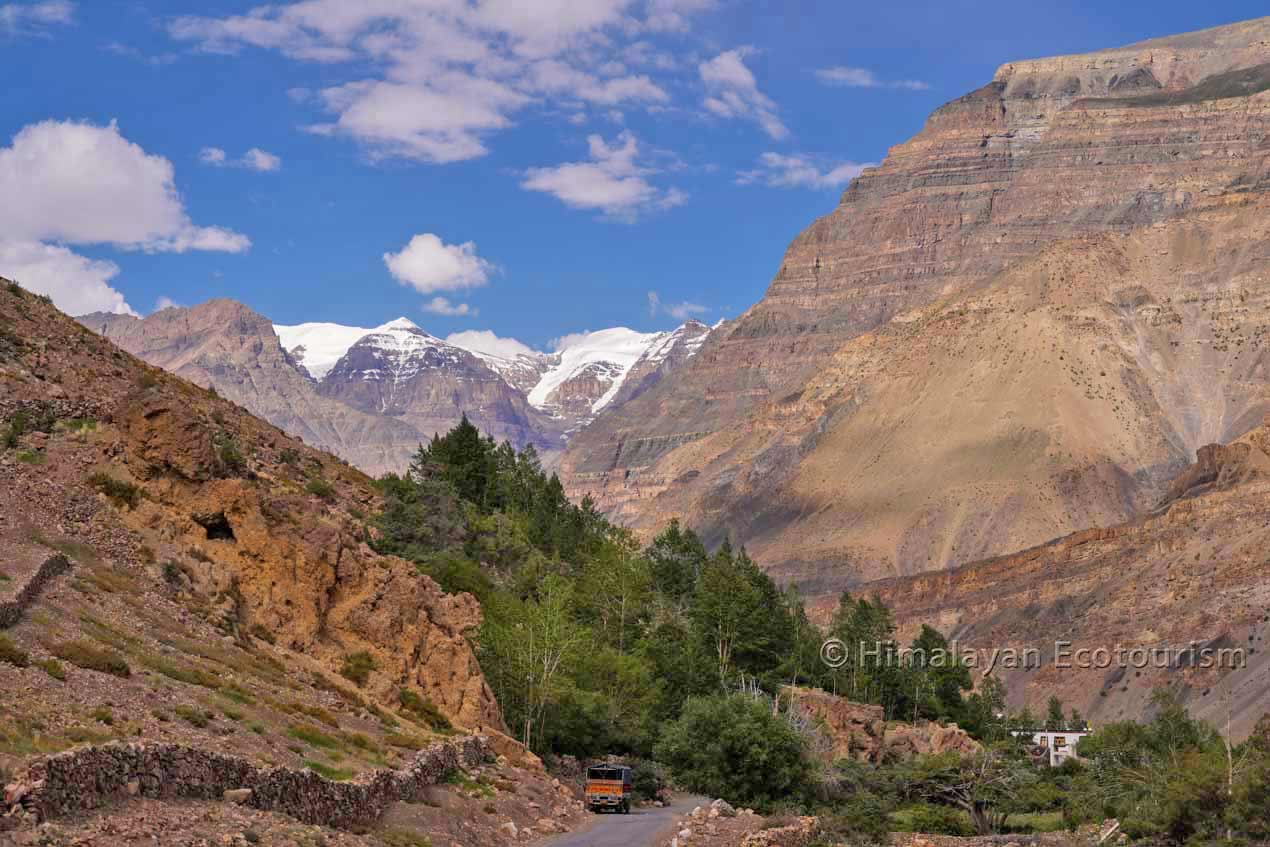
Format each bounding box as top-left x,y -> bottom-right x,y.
0,280 -> 593,844
561,16 -> 1270,600
860,416 -> 1270,739
85,303 -> 710,477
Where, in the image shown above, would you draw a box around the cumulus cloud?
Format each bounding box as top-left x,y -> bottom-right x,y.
383,233 -> 495,295
0,119 -> 250,253
815,65 -> 929,91
699,47 -> 787,140
154,295 -> 181,311
648,289 -> 707,321
422,296 -> 473,317
550,331 -> 592,353
521,131 -> 686,220
737,152 -> 873,190
0,119 -> 248,317
0,0 -> 73,34
167,2 -> 713,165
201,146 -> 282,172
446,329 -> 540,359
0,241 -> 133,316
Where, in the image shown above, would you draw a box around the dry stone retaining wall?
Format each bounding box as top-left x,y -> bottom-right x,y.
0,554 -> 71,630
4,735 -> 488,830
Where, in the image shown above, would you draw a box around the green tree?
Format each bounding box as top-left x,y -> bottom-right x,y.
645,519 -> 707,601
654,694 -> 811,809
1045,696 -> 1065,731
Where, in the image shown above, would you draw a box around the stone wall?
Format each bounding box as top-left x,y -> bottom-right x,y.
4,735 -> 488,830
0,554 -> 71,630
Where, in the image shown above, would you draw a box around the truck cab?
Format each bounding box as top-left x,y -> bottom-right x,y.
584,764 -> 633,814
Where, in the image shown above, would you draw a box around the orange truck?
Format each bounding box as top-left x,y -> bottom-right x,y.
584,764 -> 633,813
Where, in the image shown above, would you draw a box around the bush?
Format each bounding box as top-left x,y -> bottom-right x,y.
39,658 -> 66,680
52,640 -> 131,677
91,706 -> 114,725
815,794 -> 895,845
0,634 -> 30,667
339,651 -> 376,686
87,473 -> 142,509
631,760 -> 668,801
306,476 -> 336,500
654,694 -> 811,810
891,803 -> 974,836
399,688 -> 452,732
214,433 -> 247,477
175,704 -> 213,728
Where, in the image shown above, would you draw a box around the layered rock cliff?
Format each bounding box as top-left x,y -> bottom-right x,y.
561,17 -> 1270,600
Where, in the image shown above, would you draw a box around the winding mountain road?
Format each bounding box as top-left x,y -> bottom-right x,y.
540,794 -> 703,847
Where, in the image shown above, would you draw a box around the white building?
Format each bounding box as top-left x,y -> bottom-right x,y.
1011,729 -> 1089,767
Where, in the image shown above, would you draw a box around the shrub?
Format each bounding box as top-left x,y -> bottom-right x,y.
161,561 -> 185,587
0,634 -> 30,667
91,706 -> 114,725
249,624 -> 276,645
890,803 -> 974,836
306,476 -> 336,500
174,705 -> 213,728
631,760 -> 667,802
87,473 -> 142,509
654,694 -> 811,810
214,433 -> 247,477
399,688 -> 452,732
15,450 -> 45,465
52,640 -> 131,677
38,659 -> 66,680
279,448 -> 301,466
340,651 -> 376,686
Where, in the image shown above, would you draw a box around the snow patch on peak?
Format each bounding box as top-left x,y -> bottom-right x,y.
274,321 -> 374,380
376,317 -> 420,332
529,327 -> 666,414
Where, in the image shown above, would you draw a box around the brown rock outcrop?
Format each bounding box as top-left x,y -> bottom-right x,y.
783,687 -> 981,763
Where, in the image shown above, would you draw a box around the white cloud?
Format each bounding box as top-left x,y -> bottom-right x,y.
446,329 -> 540,359
154,295 -> 180,312
0,120 -> 249,253
699,47 -> 787,140
0,240 -> 133,316
647,289 -> 706,321
550,331 -> 592,353
0,0 -> 73,34
201,146 -> 282,172
384,233 -> 495,295
521,131 -> 686,220
167,2 -> 714,165
815,65 -> 929,91
737,152 -> 873,190
422,296 -> 473,317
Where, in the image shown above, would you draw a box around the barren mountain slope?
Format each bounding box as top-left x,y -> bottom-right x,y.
562,16 -> 1270,598
0,282 -> 583,847
80,301 -> 425,475
863,419 -> 1270,741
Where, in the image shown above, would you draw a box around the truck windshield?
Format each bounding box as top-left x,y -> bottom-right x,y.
587,768 -> 622,780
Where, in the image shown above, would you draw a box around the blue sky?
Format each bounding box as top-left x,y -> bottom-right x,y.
3,1 -> 1267,352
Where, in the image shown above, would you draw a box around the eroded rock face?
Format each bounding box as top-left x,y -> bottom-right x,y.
866,419 -> 1270,740
783,687 -> 981,763
562,17 -> 1270,599
5,287 -> 504,733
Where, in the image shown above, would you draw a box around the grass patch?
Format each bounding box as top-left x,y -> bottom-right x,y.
52,641 -> 130,677
384,732 -> 426,750
64,725 -> 114,745
288,724 -> 341,749
220,684 -> 256,705
0,572 -> 9,583
379,829 -> 432,847
91,706 -> 115,725
87,472 -> 143,509
399,689 -> 452,732
15,450 -> 46,465
303,759 -> 354,781
0,634 -> 30,667
38,659 -> 66,681
250,722 -> 267,735
142,656 -> 222,689
174,704 -> 214,728
340,651 -> 376,686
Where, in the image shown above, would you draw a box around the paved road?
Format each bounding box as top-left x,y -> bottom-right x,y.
540,794 -> 703,847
